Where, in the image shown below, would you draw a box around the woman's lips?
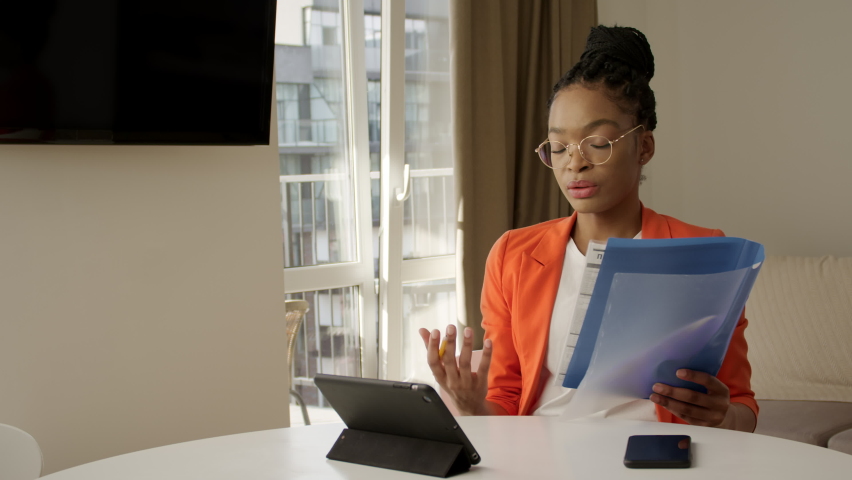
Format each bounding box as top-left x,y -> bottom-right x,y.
567,181 -> 599,199
568,186 -> 599,198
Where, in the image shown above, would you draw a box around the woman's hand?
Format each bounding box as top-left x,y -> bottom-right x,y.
418,324 -> 493,416
650,369 -> 732,428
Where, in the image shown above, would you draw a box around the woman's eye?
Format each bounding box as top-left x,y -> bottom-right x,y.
552,147 -> 567,154
584,140 -> 609,149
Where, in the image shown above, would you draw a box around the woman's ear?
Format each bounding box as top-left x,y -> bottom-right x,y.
639,130 -> 655,165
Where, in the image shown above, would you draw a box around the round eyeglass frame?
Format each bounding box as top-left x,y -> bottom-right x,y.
535,124 -> 645,168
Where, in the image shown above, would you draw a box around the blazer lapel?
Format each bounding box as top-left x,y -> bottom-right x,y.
514,214 -> 576,414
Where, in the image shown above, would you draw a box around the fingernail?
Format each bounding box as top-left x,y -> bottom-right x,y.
650,394 -> 660,403
431,330 -> 439,339
484,338 -> 492,348
464,328 -> 472,338
652,384 -> 664,393
446,324 -> 455,335
677,370 -> 688,378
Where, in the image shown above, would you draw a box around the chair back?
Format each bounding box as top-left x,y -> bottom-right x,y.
0,423 -> 43,480
285,300 -> 310,369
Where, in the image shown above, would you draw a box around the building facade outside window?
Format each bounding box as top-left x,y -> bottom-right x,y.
276,0 -> 454,409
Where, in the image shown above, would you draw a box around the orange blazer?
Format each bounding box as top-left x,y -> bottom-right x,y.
481,205 -> 758,422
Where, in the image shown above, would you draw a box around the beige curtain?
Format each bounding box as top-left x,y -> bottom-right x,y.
452,0 -> 597,346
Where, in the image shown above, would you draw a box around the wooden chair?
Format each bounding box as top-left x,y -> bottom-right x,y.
0,423 -> 43,480
285,300 -> 311,425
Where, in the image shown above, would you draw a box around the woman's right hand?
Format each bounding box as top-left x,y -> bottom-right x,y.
418,324 -> 493,416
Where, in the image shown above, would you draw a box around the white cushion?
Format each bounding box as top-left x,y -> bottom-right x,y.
745,255 -> 852,401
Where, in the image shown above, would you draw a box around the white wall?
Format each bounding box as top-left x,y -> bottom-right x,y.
0,129 -> 289,471
276,0 -> 314,46
599,0 -> 852,257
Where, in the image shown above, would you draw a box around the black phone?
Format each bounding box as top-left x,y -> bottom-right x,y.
623,435 -> 691,468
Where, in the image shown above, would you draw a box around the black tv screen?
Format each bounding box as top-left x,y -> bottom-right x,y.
0,0 -> 276,145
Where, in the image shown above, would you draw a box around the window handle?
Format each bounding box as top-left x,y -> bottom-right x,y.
395,163 -> 411,202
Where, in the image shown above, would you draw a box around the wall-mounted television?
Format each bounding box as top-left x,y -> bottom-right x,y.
0,0 -> 276,145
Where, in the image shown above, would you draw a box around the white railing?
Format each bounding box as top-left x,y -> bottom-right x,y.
278,119 -> 339,146
280,168 -> 453,265
287,286 -> 361,408
281,168 -> 454,405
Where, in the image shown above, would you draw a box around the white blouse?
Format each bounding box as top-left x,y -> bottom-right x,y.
532,233 -> 656,421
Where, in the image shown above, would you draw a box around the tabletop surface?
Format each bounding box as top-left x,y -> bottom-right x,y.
41,416 -> 852,479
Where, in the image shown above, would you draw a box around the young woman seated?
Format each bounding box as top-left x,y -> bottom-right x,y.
419,26 -> 757,432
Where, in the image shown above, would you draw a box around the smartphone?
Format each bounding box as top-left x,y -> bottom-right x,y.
623,435 -> 691,468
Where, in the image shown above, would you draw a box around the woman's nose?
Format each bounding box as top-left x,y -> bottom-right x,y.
566,146 -> 590,172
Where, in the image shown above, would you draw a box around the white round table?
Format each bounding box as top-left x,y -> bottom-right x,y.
41,416 -> 852,479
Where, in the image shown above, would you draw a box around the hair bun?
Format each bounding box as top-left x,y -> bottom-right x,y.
580,25 -> 655,80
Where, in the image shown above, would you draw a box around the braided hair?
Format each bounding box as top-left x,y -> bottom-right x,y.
548,25 -> 657,131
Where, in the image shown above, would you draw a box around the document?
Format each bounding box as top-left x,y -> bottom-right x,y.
553,240 -> 607,387
558,237 -> 764,418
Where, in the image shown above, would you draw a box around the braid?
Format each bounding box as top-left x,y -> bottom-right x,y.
548,25 -> 657,131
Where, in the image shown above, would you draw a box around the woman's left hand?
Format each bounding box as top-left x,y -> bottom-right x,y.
650,369 -> 730,428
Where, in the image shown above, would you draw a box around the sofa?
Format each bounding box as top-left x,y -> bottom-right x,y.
745,254 -> 852,454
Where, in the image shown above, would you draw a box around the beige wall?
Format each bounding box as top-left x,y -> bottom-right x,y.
0,128 -> 289,470
599,0 -> 852,257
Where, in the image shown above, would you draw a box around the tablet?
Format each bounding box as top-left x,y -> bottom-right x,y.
313,373 -> 481,465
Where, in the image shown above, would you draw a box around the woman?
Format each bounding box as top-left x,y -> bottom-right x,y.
419,26 -> 757,432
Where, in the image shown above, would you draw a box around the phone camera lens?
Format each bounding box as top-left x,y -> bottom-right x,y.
422,396 -> 432,403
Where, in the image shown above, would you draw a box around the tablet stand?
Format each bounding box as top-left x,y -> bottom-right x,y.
326,428 -> 472,477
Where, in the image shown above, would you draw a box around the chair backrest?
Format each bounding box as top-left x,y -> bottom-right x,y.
0,424 -> 43,480
438,350 -> 483,416
284,300 -> 310,369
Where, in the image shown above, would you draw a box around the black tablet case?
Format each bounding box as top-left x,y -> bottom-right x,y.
314,374 -> 479,477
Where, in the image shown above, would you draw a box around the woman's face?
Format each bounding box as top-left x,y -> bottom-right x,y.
547,85 -> 653,215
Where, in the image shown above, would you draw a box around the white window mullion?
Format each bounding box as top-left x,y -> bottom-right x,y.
378,0 -> 407,381
341,0 -> 379,379
400,256 -> 456,284
283,263 -> 370,294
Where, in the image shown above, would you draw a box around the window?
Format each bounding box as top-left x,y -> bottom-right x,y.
277,0 -> 454,411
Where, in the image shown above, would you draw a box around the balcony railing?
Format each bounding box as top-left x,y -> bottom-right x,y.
280,168 -> 454,263
278,119 -> 339,147
280,167 -> 454,405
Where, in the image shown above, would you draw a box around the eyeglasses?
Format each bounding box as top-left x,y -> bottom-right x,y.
535,124 -> 645,168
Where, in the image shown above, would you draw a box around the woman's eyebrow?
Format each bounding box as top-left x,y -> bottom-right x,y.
548,119 -> 621,135
584,118 -> 621,130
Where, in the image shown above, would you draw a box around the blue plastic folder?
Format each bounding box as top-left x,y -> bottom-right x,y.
561,237 -> 764,396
